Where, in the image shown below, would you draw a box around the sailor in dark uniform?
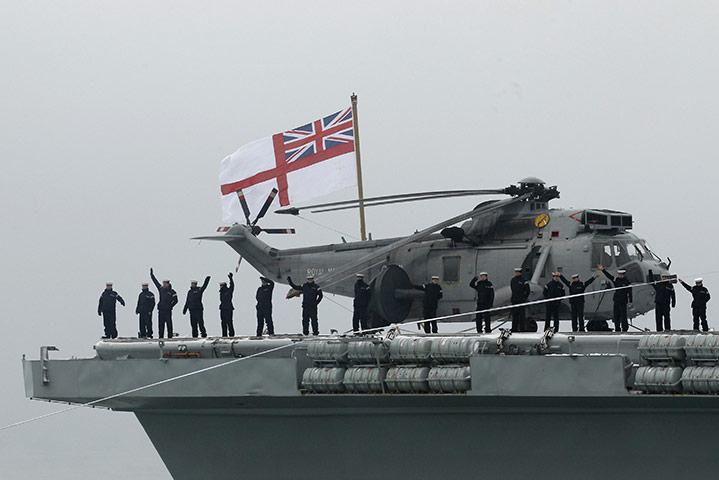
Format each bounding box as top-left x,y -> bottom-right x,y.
470,272 -> 494,333
598,264 -> 633,332
559,273 -> 599,332
219,273 -> 235,337
352,273 -> 372,333
651,272 -> 676,331
510,268 -> 530,332
98,282 -> 125,339
414,276 -> 443,334
288,275 -> 323,335
256,276 -> 275,336
183,276 -> 211,338
679,278 -> 711,331
150,268 -> 178,338
135,282 -> 155,338
543,272 -> 565,331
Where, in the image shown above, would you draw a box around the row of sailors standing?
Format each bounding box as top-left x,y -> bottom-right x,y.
97,268 -> 277,339
481,265 -> 711,333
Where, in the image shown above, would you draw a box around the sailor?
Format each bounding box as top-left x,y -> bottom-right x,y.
510,268 -> 530,332
650,271 -> 676,331
543,272 -> 565,331
150,268 -> 178,338
414,276 -> 443,334
135,282 -> 155,338
287,275 -> 323,335
678,278 -> 711,331
598,264 -> 633,332
470,272 -> 494,333
256,276 -> 275,336
97,283 -> 125,339
559,273 -> 600,332
352,273 -> 372,333
183,276 -> 211,338
219,273 -> 235,337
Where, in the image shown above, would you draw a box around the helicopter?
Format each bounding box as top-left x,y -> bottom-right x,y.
195,177 -> 671,328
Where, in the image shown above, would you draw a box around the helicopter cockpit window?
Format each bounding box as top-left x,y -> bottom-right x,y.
642,242 -> 661,262
613,241 -> 631,266
443,256 -> 461,282
626,243 -> 644,260
591,243 -> 613,267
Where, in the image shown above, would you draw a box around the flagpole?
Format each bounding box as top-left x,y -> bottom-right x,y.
351,93 -> 368,242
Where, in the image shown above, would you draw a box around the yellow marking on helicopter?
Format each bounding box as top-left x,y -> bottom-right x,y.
534,214 -> 550,228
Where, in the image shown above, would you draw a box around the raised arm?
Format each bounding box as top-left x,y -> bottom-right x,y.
200,275 -> 211,293
599,265 -> 614,283
150,268 -> 161,290
287,276 -> 301,291
678,280 -> 693,293
559,275 -> 571,288
469,277 -> 478,289
584,275 -> 598,288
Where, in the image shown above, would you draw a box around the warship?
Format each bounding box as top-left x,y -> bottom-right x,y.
22,178 -> 716,478
22,330 -> 719,479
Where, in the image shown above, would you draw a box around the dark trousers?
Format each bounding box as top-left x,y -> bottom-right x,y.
655,304 -> 671,331
570,303 -> 585,332
613,302 -> 629,332
220,309 -> 235,337
102,310 -> 118,338
544,303 -> 560,331
158,310 -> 173,338
302,307 -> 319,335
476,303 -> 491,333
352,304 -> 370,332
190,309 -> 207,338
256,308 -> 274,336
422,308 -> 438,334
511,304 -> 526,332
139,312 -> 153,338
693,308 -> 709,331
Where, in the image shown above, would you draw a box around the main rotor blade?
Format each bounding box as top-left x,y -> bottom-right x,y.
235,189 -> 252,225
311,191 -> 504,213
313,194 -> 530,287
252,188 -> 278,226
261,228 -> 296,234
275,189 -> 504,215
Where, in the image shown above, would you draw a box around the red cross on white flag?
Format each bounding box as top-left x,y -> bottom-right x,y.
219,107 -> 357,223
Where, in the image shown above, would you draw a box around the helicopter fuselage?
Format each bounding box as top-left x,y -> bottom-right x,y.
222,202 -> 669,325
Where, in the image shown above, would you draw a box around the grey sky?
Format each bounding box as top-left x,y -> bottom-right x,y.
2,1 -> 719,478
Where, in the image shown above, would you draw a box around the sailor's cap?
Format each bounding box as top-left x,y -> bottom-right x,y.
307,275 -> 314,279
514,267 -> 523,272
219,281 -> 227,286
431,275 -> 440,280
190,280 -> 198,284
661,273 -> 671,278
696,278 -> 704,283
356,273 -> 364,277
162,279 -> 170,283
572,274 -> 580,279
617,269 -> 627,274
141,282 -> 149,286
552,271 -> 560,276
479,272 -> 489,276
106,282 -> 113,286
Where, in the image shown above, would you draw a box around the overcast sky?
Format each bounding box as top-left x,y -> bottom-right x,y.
2,1 -> 719,478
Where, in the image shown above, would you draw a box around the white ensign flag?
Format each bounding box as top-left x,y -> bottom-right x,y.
219,107 -> 357,223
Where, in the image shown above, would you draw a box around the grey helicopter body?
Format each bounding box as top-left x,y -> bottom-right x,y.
200,178 -> 670,327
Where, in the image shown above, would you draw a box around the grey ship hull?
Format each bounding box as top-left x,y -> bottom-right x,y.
136,396 -> 718,480
22,333 -> 719,479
